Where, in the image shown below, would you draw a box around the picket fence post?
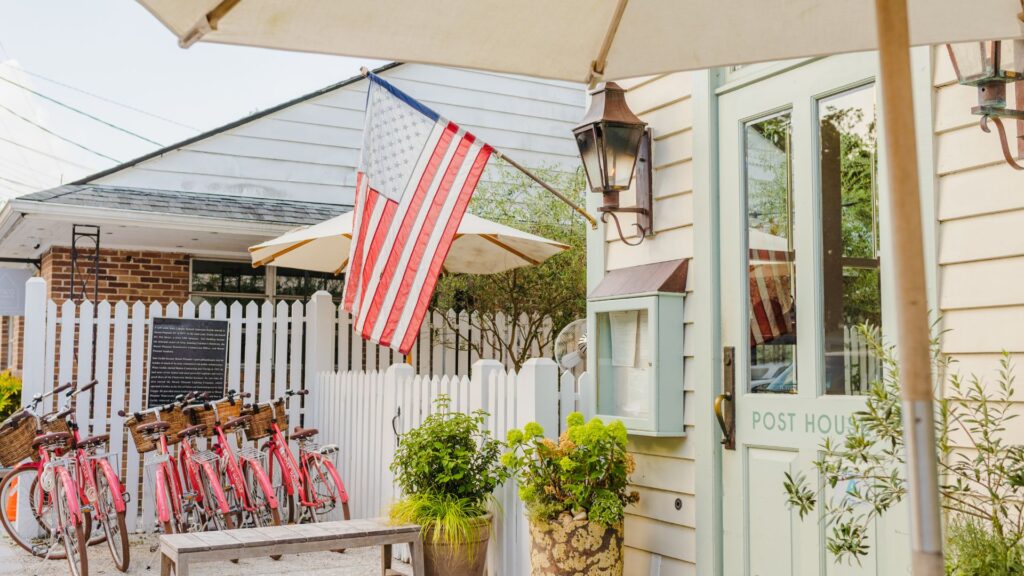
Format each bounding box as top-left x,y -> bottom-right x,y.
307,291 -> 335,376
16,278 -> 46,534
514,358 -> 560,574
381,364 -> 413,514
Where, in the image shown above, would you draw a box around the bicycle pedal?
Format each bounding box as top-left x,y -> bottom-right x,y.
31,544 -> 47,556
80,504 -> 95,514
122,491 -> 131,503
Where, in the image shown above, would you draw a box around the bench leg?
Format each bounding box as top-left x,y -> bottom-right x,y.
161,554 -> 172,576
409,538 -> 426,576
381,544 -> 392,575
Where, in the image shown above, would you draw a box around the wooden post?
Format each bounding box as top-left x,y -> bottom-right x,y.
874,0 -> 944,574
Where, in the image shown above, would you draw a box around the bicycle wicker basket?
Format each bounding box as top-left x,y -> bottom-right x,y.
0,412 -> 38,466
125,406 -> 189,453
245,400 -> 288,440
42,416 -> 71,437
186,398 -> 243,439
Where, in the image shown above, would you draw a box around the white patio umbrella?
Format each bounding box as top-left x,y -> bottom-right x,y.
249,212 -> 569,275
136,1 -> 1024,572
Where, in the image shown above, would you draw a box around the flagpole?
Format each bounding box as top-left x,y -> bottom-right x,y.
491,150 -> 599,230
359,67 -> 599,230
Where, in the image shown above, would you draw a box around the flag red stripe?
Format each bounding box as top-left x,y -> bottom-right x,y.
359,193 -> 398,311
361,124 -> 460,340
342,178 -> 373,311
399,145 -> 492,352
378,133 -> 475,346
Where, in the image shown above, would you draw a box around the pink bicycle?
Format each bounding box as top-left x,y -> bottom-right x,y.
0,382 -> 89,576
247,389 -> 350,524
186,390 -> 281,530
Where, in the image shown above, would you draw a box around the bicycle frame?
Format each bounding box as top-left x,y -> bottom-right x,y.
10,429 -> 86,536
177,433 -> 232,519
210,419 -> 279,514
263,420 -> 346,510
64,417 -> 126,520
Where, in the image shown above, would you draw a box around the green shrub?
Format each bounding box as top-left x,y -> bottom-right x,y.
389,395 -> 509,544
504,412 -> 638,526
0,371 -> 22,421
946,519 -> 1024,576
784,324 -> 1024,568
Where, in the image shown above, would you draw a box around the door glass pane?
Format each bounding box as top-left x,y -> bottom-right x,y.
746,113 -> 797,394
819,84 -> 881,395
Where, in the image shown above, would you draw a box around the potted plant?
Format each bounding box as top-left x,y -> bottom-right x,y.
389,395 -> 509,576
504,412 -> 638,576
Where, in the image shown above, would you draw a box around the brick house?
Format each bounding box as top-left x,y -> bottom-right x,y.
0,62 -> 584,370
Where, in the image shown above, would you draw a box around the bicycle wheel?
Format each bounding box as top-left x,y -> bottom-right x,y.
0,466 -> 59,557
263,445 -> 295,524
241,460 -> 281,528
54,470 -> 88,576
303,454 -> 350,523
94,467 -> 130,572
197,463 -> 234,531
156,467 -> 176,535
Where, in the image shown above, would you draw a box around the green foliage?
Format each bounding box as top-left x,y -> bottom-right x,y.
433,162 -> 587,370
946,518 -> 1024,576
504,412 -> 638,526
389,395 -> 509,543
783,324 -> 1024,568
0,371 -> 22,421
389,492 -> 489,548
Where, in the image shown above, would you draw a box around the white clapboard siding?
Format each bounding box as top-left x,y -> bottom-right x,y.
307,358 -> 592,575
93,63 -> 582,206
20,279 -> 553,532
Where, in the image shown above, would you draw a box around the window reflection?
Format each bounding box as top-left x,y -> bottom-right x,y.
819,85 -> 881,395
746,113 -> 797,394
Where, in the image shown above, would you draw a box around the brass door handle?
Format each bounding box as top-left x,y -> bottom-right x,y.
714,392 -> 732,438
718,347 -> 736,450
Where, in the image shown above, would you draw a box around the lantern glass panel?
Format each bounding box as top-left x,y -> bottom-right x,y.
603,123 -> 644,190
999,40 -> 1024,78
574,127 -> 604,192
949,41 -> 993,84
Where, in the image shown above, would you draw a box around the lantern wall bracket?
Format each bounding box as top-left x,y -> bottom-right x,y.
979,114 -> 1024,171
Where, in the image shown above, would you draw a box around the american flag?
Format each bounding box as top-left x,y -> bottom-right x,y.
748,248 -> 795,345
342,73 -> 493,354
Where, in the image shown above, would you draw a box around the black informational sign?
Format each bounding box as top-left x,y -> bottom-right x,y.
147,317 -> 229,408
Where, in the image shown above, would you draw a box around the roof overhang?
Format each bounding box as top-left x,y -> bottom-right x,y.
0,197 -> 300,260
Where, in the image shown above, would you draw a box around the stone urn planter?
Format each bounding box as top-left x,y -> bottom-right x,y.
421,514 -> 492,576
528,514 -> 624,576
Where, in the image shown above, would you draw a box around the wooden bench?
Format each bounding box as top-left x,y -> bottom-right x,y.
159,518 -> 425,576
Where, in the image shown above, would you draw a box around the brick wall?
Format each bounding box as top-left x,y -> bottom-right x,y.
41,246 -> 190,304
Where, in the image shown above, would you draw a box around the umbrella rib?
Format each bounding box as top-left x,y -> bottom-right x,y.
478,234 -> 542,266
251,238 -> 317,268
588,0 -> 630,86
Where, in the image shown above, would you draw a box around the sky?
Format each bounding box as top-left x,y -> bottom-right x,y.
0,0 -> 382,199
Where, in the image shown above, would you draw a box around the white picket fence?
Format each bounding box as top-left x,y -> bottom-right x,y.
307,359 -> 594,576
17,279 -> 552,533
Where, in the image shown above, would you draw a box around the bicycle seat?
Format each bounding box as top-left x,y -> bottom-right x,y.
291,427 -> 318,440
137,421 -> 170,434
177,424 -> 206,438
222,415 -> 251,431
32,432 -> 71,449
76,433 -> 109,450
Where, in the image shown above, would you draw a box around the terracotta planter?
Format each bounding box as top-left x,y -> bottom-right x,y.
528,515 -> 624,576
421,514 -> 491,576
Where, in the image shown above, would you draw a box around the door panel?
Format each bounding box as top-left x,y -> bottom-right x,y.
746,447 -> 797,576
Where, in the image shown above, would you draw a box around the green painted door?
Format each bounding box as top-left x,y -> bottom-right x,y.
717,53 -> 910,576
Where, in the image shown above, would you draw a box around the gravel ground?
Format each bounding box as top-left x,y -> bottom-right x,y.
0,531 -> 412,576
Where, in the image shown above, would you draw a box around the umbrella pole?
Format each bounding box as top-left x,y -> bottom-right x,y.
874,1 -> 944,574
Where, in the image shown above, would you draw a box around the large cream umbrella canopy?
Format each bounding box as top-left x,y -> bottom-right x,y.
249,212 -> 569,275
139,0 -> 1019,83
